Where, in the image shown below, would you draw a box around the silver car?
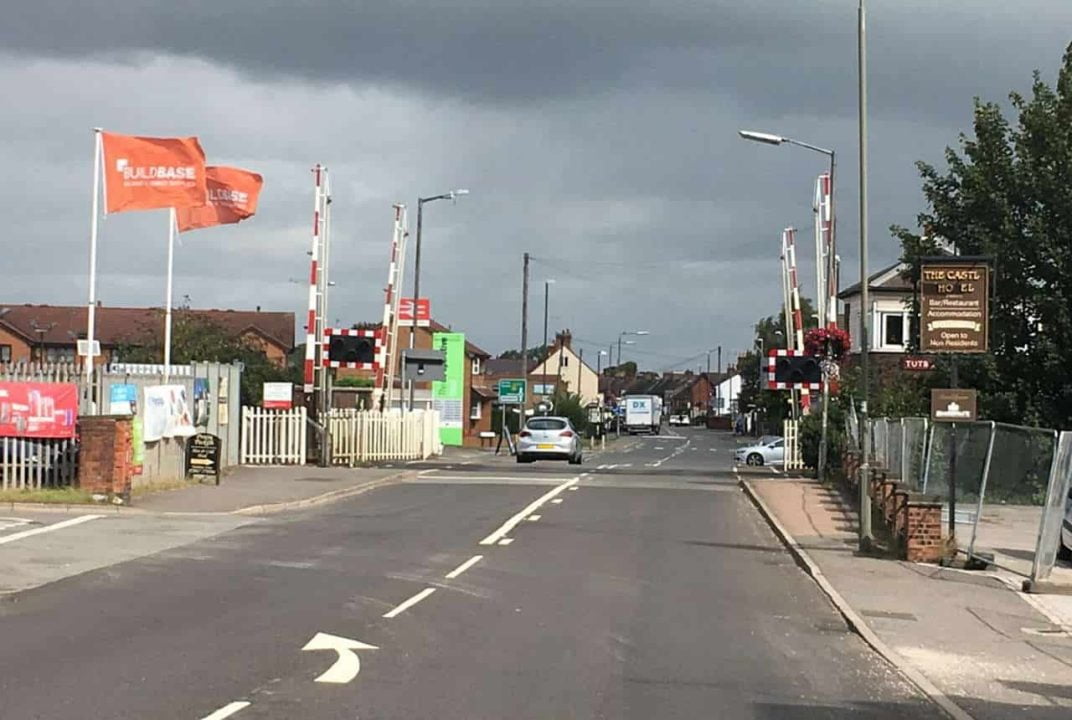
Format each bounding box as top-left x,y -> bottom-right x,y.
734,437 -> 785,467
517,416 -> 583,465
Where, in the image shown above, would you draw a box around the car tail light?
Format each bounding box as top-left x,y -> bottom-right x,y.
519,431 -> 531,438
560,430 -> 574,438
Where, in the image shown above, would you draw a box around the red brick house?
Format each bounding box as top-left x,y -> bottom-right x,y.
0,303 -> 294,367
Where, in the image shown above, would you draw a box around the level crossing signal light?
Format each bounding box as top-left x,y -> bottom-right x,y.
328,335 -> 376,364
772,354 -> 822,385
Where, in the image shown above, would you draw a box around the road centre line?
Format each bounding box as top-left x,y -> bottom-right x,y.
383,587 -> 437,618
0,514 -> 103,546
478,476 -> 579,545
445,555 -> 483,579
199,701 -> 251,720
497,538 -> 514,546
527,514 -> 541,522
551,498 -> 563,504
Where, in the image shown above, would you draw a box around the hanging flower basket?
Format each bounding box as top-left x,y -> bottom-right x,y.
804,326 -> 851,361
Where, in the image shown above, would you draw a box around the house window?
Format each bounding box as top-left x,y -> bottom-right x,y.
44,346 -> 76,362
533,383 -> 554,396
0,345 -> 10,363
884,314 -> 904,346
562,356 -> 569,367
469,400 -> 482,420
471,357 -> 481,375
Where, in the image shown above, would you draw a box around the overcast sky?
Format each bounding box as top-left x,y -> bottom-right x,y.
2,1 -> 1070,371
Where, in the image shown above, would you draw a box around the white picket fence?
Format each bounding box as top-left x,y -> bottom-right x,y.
240,406 -> 308,465
1,437 -> 79,490
328,409 -> 441,466
783,419 -> 804,471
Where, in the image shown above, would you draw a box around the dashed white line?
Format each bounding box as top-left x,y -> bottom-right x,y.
0,514 -> 103,546
200,701 -> 251,720
445,554 -> 483,579
551,498 -> 563,504
498,538 -> 515,546
527,514 -> 541,522
568,487 -> 578,491
383,587 -> 437,618
478,476 -> 579,545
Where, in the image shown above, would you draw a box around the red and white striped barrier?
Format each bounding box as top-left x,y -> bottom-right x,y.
322,328 -> 381,369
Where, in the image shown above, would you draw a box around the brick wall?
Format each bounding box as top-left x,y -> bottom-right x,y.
904,502 -> 943,563
78,416 -> 133,500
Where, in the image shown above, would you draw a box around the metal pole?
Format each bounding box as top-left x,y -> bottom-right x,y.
577,348 -> 583,397
858,0 -> 873,548
543,281 -> 549,356
617,335 -> 623,366
408,198 -> 424,411
163,208 -> 176,383
948,358 -> 959,542
521,252 -> 530,384
85,129 -> 103,403
716,345 -> 721,415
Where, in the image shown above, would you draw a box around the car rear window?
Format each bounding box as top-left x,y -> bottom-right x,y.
527,418 -> 567,431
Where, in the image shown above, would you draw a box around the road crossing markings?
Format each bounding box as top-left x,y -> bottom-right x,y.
498,538 -> 514,546
0,518 -> 32,531
527,515 -> 541,522
383,588 -> 437,619
302,632 -> 378,683
199,701 -> 251,720
568,487 -> 578,491
445,555 -> 483,579
478,476 -> 579,545
0,514 -> 103,546
551,498 -> 563,504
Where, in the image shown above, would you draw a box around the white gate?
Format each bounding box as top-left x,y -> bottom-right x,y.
240,406 -> 307,465
0,437 -> 79,490
783,419 -> 804,471
328,409 -> 441,466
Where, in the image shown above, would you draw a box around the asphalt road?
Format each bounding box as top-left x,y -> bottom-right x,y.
0,428 -> 937,719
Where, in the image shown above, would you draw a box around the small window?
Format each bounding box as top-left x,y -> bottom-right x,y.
883,314 -> 905,347
0,344 -> 10,363
45,346 -> 76,362
771,439 -> 784,449
562,356 -> 569,367
471,357 -> 481,375
469,400 -> 482,420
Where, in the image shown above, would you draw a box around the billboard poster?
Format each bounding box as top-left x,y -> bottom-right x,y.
432,332 -> 465,446
109,384 -> 138,415
193,378 -> 210,427
0,382 -> 78,439
143,385 -> 196,443
262,382 -> 294,409
131,416 -> 145,476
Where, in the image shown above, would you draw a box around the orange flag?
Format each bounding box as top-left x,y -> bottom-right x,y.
176,166 -> 263,232
101,132 -> 207,214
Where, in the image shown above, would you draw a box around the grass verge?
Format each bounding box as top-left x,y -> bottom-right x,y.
0,487 -> 95,504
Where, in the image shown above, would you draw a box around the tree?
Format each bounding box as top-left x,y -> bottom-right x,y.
498,346 -> 548,364
892,43 -> 1072,429
114,312 -> 299,406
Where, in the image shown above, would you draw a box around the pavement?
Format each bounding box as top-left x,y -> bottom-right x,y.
0,427 -> 939,719
743,473 -> 1072,719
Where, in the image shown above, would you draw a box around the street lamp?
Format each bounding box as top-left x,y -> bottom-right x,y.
618,330 -> 649,366
597,349 -> 609,374
542,279 -> 556,356
408,188 -> 469,410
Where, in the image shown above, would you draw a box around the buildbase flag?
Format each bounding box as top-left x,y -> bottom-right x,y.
176,166 -> 263,232
101,132 -> 207,214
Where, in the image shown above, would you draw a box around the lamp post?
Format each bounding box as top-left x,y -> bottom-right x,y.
597,349 -> 608,375
618,330 -> 649,366
408,188 -> 468,410
542,279 -> 555,356
858,0 -> 873,549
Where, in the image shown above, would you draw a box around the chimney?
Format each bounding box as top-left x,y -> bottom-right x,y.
96,300 -> 102,308
256,305 -> 261,312
555,329 -> 572,350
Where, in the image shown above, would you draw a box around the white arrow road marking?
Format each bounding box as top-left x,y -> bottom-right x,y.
200,701 -> 251,720
302,632 -> 378,683
445,554 -> 483,579
383,587 -> 437,619
479,476 -> 579,545
0,514 -> 103,546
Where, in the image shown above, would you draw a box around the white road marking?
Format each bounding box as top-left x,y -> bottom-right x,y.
200,701 -> 251,720
770,466 -> 782,474
0,514 -> 103,546
654,446 -> 664,450
568,487 -> 578,491
551,498 -> 563,504
301,632 -> 378,683
383,587 -> 437,619
478,476 -> 579,545
412,475 -> 561,482
527,514 -> 541,522
0,518 -> 32,531
445,554 -> 483,579
597,464 -> 608,469
498,538 -> 514,546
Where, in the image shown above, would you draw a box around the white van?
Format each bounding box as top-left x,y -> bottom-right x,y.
624,395 -> 662,434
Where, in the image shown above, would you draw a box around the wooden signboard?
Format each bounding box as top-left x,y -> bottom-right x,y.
186,432 -> 221,485
920,262 -> 989,353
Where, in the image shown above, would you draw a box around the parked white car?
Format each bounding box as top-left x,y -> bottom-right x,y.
517,416 -> 583,465
668,414 -> 690,426
734,437 -> 785,467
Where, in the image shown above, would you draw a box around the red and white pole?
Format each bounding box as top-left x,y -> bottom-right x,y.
303,165 -> 323,393
786,227 -> 810,412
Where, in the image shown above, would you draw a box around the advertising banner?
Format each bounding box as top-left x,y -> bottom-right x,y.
193,378 -> 210,427
0,382 -> 78,439
143,385 -> 196,442
176,165 -> 263,232
109,384 -> 138,415
432,332 -> 465,446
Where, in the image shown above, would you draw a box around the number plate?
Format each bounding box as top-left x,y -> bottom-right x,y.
537,443 -> 555,449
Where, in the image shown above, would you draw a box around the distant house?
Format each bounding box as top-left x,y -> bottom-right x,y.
528,331 -> 600,405
838,262 -> 915,354
0,303 -> 294,367
628,371 -> 715,419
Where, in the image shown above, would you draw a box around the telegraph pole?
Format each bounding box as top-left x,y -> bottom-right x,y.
858,0 -> 873,549
521,252 -> 530,381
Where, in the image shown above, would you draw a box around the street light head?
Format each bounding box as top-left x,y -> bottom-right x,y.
450,188 -> 470,200
738,130 -> 784,146
634,330 -> 650,336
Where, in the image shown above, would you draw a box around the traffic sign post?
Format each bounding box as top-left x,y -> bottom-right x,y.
495,379 -> 526,455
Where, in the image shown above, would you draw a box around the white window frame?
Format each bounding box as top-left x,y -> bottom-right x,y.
471,357 -> 481,375
469,398 -> 482,420
876,309 -> 910,352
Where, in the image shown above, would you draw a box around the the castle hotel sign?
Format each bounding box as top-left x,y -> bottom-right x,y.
920,261 -> 989,354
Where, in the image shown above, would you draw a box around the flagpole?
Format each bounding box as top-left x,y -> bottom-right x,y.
85,128 -> 103,409
164,207 -> 176,383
